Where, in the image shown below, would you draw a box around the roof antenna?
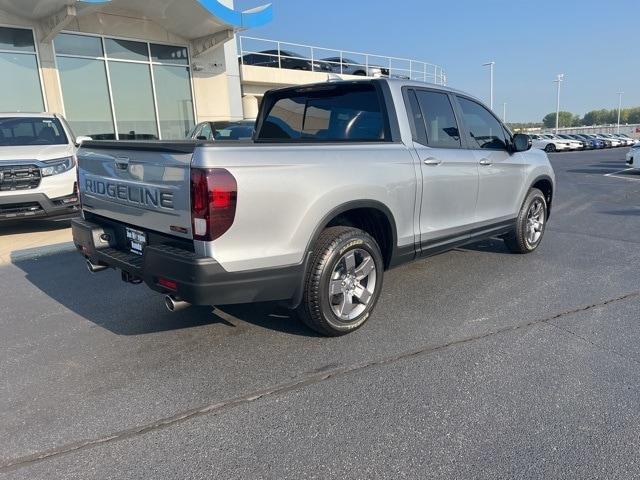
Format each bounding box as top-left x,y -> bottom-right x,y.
326,73 -> 341,82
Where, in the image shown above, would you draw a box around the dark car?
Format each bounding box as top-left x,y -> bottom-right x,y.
321,57 -> 389,77
579,134 -> 609,148
188,120 -> 255,141
240,49 -> 331,72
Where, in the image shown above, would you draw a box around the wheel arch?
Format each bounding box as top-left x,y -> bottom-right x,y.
305,200 -> 400,271
530,174 -> 554,217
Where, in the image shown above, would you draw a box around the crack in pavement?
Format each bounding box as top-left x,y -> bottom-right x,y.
2,289 -> 639,473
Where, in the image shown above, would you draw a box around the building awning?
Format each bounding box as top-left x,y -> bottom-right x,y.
0,0 -> 272,43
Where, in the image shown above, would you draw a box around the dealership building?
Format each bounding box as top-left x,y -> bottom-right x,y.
0,0 -> 446,140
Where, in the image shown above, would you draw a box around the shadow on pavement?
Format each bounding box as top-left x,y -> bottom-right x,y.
456,238 -> 509,254
565,160 -> 629,175
0,217 -> 74,235
601,209 -> 640,217
12,250 -> 317,337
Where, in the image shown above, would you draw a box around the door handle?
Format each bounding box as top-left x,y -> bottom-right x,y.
479,158 -> 492,166
423,157 -> 442,166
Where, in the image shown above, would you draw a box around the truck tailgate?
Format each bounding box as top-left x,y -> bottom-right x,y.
77,141 -> 196,240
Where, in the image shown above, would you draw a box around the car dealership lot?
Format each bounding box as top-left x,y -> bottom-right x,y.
1,148 -> 639,479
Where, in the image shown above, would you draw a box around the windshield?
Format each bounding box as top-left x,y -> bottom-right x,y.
0,117 -> 68,146
213,123 -> 254,141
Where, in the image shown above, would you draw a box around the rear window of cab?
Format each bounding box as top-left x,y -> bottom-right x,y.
256,83 -> 390,142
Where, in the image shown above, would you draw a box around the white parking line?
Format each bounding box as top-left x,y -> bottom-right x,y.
604,167 -> 640,181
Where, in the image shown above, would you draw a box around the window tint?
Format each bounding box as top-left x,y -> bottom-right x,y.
457,97 -> 507,150
150,44 -> 189,65
258,84 -> 387,142
105,38 -> 148,61
55,33 -> 103,57
413,90 -> 461,148
0,117 -> 67,146
0,27 -> 35,52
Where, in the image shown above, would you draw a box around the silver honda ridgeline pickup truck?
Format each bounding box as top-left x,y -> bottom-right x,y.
72,79 -> 555,336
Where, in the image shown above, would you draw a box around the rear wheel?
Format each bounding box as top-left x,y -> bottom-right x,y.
544,144 -> 556,153
504,188 -> 547,254
297,226 -> 384,336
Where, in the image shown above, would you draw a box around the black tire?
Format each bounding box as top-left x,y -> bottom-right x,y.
504,188 -> 548,254
297,226 -> 384,336
544,144 -> 556,153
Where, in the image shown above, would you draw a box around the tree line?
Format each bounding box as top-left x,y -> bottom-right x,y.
541,107 -> 640,129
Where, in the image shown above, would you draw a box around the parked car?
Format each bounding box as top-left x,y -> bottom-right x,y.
626,142 -> 639,167
240,49 -> 332,72
72,78 -> 554,337
0,113 -> 88,221
558,134 -> 588,149
575,134 -> 605,149
584,133 -> 612,148
595,133 -> 623,147
543,134 -> 582,150
188,121 -> 255,141
529,134 -> 570,153
321,57 -> 389,77
611,133 -> 635,146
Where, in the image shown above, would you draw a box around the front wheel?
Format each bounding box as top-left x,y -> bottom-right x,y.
544,144 -> 556,153
504,188 -> 548,254
297,226 -> 384,336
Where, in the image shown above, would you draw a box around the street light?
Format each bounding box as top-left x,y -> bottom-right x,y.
616,91 -> 624,134
482,61 -> 495,110
554,73 -> 565,134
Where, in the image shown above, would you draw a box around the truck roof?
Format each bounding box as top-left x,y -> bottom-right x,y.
0,112 -> 58,118
263,77 -> 482,104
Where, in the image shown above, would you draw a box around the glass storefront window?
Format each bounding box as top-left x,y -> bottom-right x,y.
150,44 -> 189,65
57,57 -> 115,139
55,33 -> 103,57
154,65 -> 195,139
105,38 -> 148,62
109,62 -> 158,140
0,27 -> 44,112
54,33 -> 195,140
0,27 -> 36,52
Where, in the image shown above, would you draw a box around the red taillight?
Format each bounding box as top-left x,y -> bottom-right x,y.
190,168 -> 237,241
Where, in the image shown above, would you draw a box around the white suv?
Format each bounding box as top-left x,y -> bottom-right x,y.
0,113 -> 87,221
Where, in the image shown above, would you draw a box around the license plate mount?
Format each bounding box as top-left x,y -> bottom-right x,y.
125,226 -> 147,256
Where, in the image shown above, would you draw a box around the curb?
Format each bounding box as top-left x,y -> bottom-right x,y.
4,242 -> 76,264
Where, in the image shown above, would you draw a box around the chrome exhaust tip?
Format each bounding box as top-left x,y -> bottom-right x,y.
164,295 -> 190,312
86,260 -> 108,273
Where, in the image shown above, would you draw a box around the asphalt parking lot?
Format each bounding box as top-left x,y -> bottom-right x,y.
1,147 -> 639,479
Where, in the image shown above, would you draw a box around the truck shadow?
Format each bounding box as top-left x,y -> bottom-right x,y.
0,217 -> 74,235
13,251 -> 317,337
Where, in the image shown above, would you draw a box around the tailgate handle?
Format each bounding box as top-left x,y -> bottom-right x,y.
114,156 -> 130,170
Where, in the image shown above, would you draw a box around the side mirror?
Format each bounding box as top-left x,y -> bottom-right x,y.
512,133 -> 531,152
75,135 -> 92,146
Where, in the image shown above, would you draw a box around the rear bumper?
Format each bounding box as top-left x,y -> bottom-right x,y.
0,192 -> 79,221
71,217 -> 304,307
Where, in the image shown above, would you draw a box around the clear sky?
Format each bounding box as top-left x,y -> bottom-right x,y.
235,0 -> 638,123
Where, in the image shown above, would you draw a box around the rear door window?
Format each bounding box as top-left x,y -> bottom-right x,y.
257,83 -> 388,142
412,90 -> 461,148
457,97 -> 507,150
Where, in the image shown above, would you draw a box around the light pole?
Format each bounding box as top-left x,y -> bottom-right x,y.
482,61 -> 495,110
502,102 -> 507,123
554,74 -> 564,134
616,91 -> 624,134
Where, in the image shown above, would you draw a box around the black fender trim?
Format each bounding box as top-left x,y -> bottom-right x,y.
529,174 -> 554,217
